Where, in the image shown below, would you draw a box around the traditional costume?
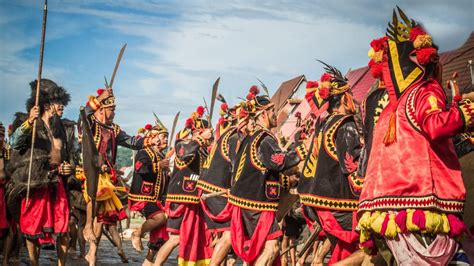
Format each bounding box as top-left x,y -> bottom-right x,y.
81,88 -> 149,224
8,79 -> 71,240
198,100 -> 239,233
165,106 -> 212,265
302,66 -> 362,264
129,121 -> 170,250
0,127 -> 10,237
211,87 -> 303,263
358,7 -> 474,265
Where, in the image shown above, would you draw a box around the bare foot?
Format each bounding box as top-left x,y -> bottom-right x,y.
118,249 -> 129,263
131,230 -> 144,252
85,253 -> 96,266
83,225 -> 96,243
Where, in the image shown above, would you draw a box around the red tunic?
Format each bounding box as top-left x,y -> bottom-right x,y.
359,79 -> 465,214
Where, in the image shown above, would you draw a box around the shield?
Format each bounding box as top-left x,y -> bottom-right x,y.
79,107 -> 101,216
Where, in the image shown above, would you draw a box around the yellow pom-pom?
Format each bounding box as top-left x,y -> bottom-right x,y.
359,212 -> 371,229
368,48 -> 375,59
385,213 -> 398,238
371,212 -> 386,234
424,211 -> 440,233
441,213 -> 450,234
413,34 -> 433,49
406,209 -> 420,232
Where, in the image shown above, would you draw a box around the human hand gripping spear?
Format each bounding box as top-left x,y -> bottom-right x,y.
25,0 -> 48,205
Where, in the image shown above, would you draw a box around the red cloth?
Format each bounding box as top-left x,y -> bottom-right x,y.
166,203 -> 212,264
230,206 -> 278,263
130,201 -> 169,244
19,179 -> 69,239
0,186 -> 8,232
316,210 -> 359,264
359,80 -> 466,214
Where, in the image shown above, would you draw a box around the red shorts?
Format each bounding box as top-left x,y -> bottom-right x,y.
19,179 -> 69,240
0,186 -> 8,236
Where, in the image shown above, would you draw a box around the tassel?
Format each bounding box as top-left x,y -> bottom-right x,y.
425,211 -> 443,233
406,209 -> 420,232
360,229 -> 371,243
360,239 -> 375,255
447,214 -> 466,238
371,212 -> 387,234
441,213 -> 450,234
412,209 -> 426,231
383,111 -> 397,145
359,212 -> 371,229
395,210 -> 407,233
380,214 -> 390,236
385,213 -> 398,238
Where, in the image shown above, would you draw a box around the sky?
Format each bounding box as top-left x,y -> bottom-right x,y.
0,0 -> 472,134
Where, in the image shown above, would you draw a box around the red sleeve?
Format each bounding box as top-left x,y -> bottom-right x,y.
414,81 -> 464,141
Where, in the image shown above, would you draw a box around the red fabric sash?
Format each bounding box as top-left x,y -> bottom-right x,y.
230,206 -> 276,263
176,204 -> 212,264
316,210 -> 359,264
199,199 -> 232,222
164,201 -> 186,218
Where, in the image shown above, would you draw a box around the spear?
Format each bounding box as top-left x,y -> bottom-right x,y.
26,0 -> 48,205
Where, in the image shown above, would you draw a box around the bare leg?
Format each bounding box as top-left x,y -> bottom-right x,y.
312,238 -> 331,266
143,249 -> 158,266
77,221 -> 86,258
154,234 -> 180,266
210,231 -> 232,266
83,201 -> 97,243
289,237 -> 296,266
57,235 -> 70,266
85,218 -> 103,266
281,235 -> 289,265
25,238 -> 41,266
107,224 -> 128,263
254,239 -> 279,265
332,249 -> 366,266
2,228 -> 14,266
297,240 -> 318,266
69,216 -> 78,253
133,212 -> 167,252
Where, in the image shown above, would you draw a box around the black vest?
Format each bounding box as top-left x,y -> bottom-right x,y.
197,127 -> 237,193
166,140 -> 206,204
301,114 -> 360,211
129,148 -> 168,203
229,129 -> 281,212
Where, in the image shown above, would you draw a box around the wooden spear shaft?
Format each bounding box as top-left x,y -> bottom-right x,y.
26,0 -> 48,205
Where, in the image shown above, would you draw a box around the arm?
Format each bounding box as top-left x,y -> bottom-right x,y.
335,121 -> 361,175
175,139 -> 200,160
415,82 -> 473,141
258,135 -> 301,172
134,150 -> 154,181
116,127 -> 145,150
10,120 -> 32,150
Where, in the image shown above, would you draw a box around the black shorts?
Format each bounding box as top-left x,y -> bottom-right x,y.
141,202 -> 163,219
284,214 -> 306,238
241,209 -> 281,240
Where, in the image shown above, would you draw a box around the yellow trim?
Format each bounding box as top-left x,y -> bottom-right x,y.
233,145 -> 247,182
228,194 -> 278,211
388,40 -> 423,93
166,194 -> 200,204
196,180 -> 227,194
300,194 -> 358,211
178,258 -> 211,266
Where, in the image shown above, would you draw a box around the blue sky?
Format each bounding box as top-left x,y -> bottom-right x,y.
0,0 -> 472,133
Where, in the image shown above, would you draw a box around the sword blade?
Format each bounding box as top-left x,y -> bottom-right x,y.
168,111 -> 180,148
109,43 -> 127,88
209,77 -> 220,122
